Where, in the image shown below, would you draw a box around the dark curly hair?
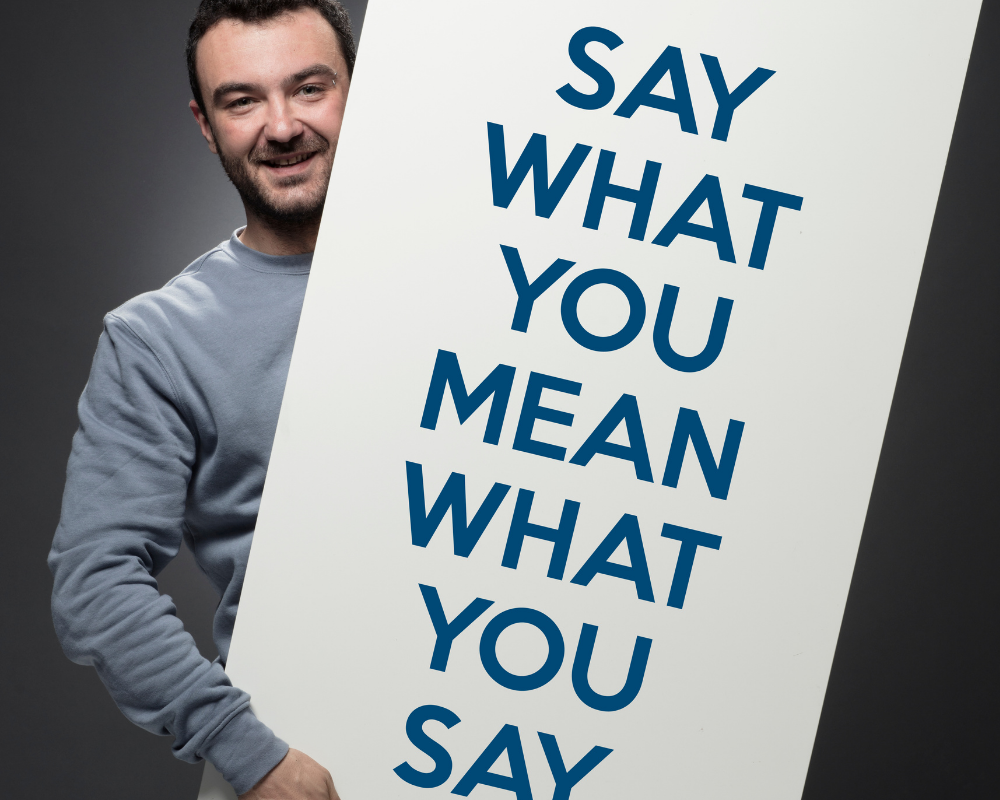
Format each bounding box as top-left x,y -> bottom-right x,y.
187,0 -> 356,113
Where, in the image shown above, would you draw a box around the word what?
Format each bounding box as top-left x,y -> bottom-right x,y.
489,122 -> 802,270
407,464 -> 722,610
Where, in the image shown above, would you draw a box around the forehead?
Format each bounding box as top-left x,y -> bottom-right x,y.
196,7 -> 343,92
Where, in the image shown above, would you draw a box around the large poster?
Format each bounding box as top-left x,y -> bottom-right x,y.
200,1 -> 981,797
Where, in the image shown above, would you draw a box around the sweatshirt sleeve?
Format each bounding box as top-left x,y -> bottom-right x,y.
48,315 -> 288,795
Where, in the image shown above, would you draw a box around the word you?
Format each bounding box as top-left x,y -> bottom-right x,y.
502,244 -> 731,371
418,584 -> 650,709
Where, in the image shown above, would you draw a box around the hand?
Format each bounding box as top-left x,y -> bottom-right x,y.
239,748 -> 340,800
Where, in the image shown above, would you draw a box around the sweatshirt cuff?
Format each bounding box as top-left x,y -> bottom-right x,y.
201,706 -> 289,795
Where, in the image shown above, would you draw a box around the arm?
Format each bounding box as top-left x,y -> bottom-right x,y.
48,316 -> 288,795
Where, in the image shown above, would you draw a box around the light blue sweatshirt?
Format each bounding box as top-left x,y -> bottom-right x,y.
48,230 -> 312,795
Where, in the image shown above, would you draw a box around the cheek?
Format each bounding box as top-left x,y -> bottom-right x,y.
215,120 -> 263,159
308,98 -> 348,143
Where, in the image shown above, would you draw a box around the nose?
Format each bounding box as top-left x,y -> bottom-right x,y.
262,94 -> 304,143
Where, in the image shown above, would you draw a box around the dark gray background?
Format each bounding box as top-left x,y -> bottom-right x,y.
1,1 -> 997,798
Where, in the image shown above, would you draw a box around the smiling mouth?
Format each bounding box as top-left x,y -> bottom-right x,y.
262,152 -> 316,167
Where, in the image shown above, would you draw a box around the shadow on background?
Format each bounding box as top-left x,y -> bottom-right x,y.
0,1 -> 996,798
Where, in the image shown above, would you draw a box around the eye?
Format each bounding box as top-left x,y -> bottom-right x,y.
298,84 -> 325,97
227,96 -> 255,110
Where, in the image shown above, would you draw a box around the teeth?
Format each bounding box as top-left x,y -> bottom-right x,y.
272,153 -> 311,166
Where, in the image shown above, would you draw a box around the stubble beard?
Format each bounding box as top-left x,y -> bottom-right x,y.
217,133 -> 333,228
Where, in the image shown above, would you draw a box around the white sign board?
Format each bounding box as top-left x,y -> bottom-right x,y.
200,1 -> 981,797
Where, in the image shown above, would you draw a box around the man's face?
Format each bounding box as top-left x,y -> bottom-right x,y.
191,8 -> 350,223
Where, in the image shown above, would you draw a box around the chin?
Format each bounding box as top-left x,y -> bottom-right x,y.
258,199 -> 325,223
270,182 -> 327,206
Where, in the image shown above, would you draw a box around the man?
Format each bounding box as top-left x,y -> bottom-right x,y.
48,2 -> 355,797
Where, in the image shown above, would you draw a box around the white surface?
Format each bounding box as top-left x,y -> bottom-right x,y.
201,1 -> 981,798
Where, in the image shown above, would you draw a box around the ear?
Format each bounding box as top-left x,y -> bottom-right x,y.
189,100 -> 219,155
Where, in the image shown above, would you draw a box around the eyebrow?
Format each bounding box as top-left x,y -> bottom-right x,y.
288,64 -> 337,85
212,64 -> 337,107
213,81 -> 263,106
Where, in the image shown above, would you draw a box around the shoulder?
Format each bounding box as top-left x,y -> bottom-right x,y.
98,233 -> 310,375
104,241 -> 242,346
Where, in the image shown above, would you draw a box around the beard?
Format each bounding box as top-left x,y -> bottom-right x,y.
217,132 -> 333,225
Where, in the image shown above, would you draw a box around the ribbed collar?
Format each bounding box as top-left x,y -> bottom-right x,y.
221,228 -> 313,274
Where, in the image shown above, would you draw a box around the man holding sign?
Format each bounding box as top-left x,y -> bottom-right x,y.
49,1 -> 985,798
194,2 -> 982,800
48,1 -> 355,796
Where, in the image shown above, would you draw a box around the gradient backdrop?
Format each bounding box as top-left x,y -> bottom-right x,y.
1,1 -> 997,798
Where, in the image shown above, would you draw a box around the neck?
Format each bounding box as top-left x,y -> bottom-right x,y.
238,209 -> 320,256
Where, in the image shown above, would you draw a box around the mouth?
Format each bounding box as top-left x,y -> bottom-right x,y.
259,151 -> 318,173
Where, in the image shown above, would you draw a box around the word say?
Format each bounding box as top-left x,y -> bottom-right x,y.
394,704 -> 613,800
558,27 -> 775,141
